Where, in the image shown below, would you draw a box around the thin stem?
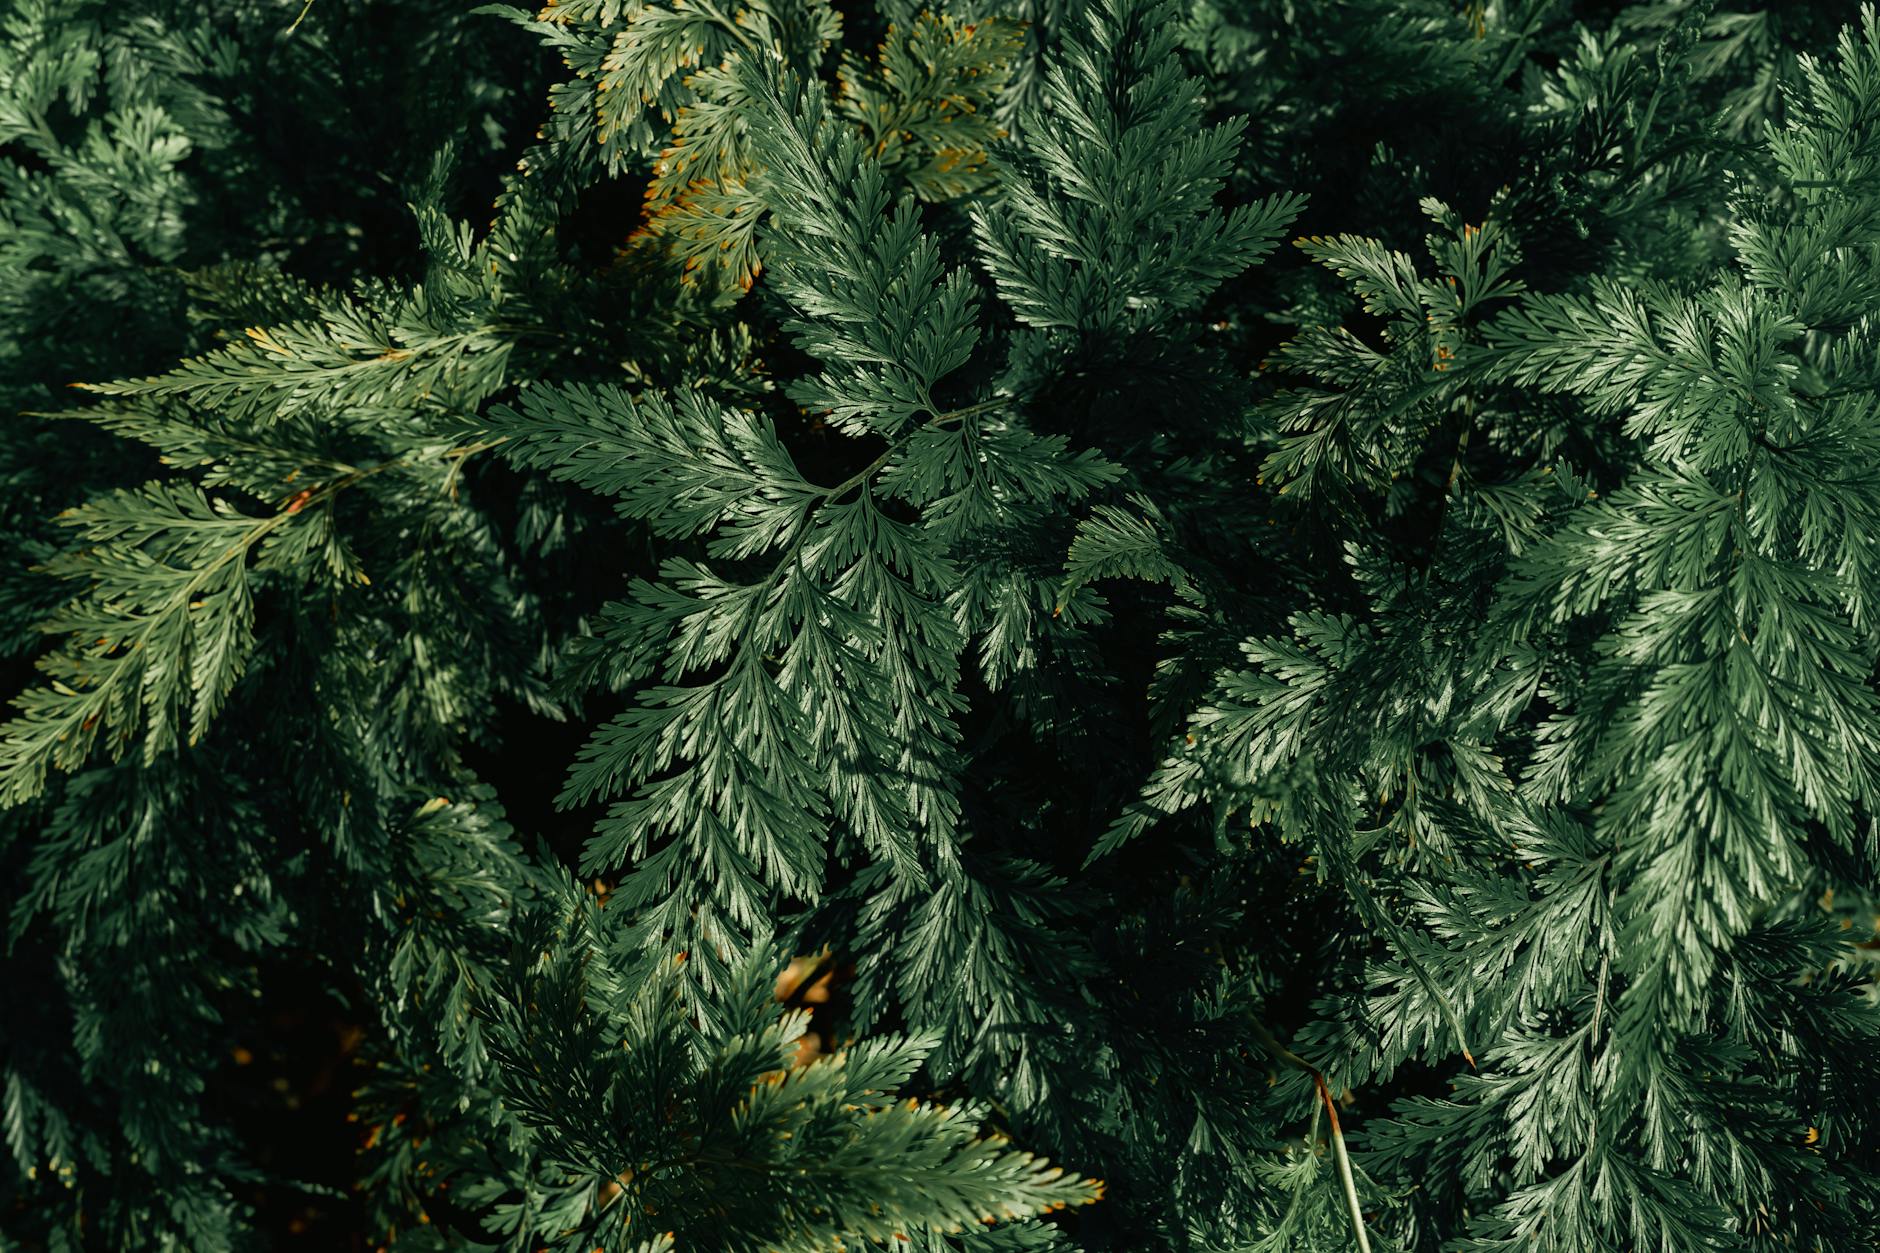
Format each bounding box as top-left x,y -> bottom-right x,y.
1340,868 -> 1475,1067
441,436 -> 510,502
1487,4 -> 1547,85
18,452 -> 403,767
1590,950 -> 1611,1042
1248,1018 -> 1373,1253
1315,1073 -> 1373,1253
691,0 -> 758,57
724,391 -> 1002,685
806,394 -> 995,498
932,395 -> 1007,424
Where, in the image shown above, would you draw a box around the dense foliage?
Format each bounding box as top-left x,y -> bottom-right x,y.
3,0 -> 1879,1248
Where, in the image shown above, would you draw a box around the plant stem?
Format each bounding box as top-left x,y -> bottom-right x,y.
1314,1073 -> 1373,1253
1248,1018 -> 1373,1253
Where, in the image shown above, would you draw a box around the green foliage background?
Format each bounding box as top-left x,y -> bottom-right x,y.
3,0 -> 1879,1248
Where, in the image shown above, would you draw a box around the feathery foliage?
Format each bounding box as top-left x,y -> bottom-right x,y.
3,0 -> 1879,1249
